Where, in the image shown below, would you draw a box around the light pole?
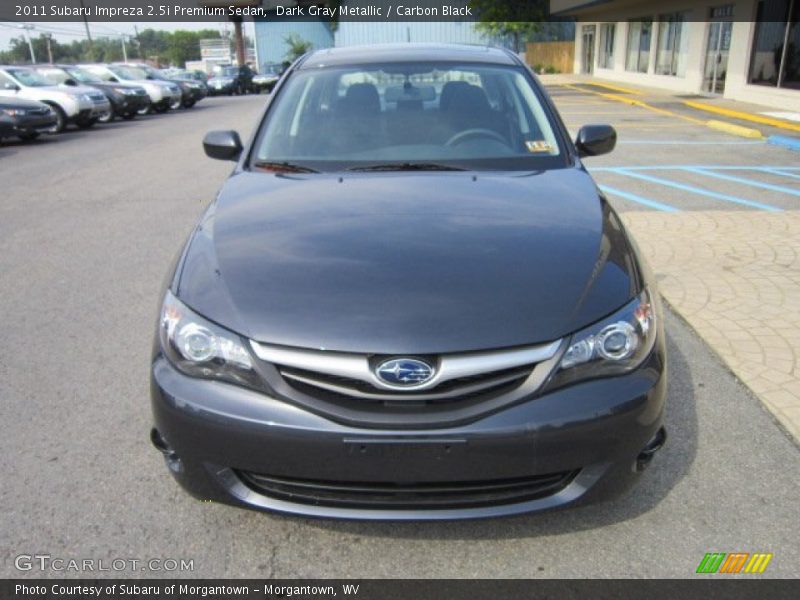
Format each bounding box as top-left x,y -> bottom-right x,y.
121,35 -> 128,62
20,24 -> 36,63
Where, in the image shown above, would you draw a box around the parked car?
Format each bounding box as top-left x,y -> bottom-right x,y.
34,64 -> 149,123
0,66 -> 110,133
0,96 -> 57,141
207,64 -> 254,96
127,64 -> 207,109
252,63 -> 283,94
150,44 -> 667,520
80,64 -> 181,114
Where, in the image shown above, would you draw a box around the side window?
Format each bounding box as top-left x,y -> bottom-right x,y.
0,71 -> 18,89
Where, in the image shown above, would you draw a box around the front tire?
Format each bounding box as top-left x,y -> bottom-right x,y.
137,103 -> 152,116
122,111 -> 137,120
45,104 -> 66,134
153,103 -> 169,114
97,111 -> 115,124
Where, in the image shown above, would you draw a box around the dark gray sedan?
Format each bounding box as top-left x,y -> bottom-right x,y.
150,44 -> 667,520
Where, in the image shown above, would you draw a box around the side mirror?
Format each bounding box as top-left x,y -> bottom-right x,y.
64,78 -> 78,86
575,124 -> 617,158
203,130 -> 243,161
2,82 -> 20,91
109,76 -> 119,83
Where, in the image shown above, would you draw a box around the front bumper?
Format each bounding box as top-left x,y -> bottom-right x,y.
150,335 -> 667,520
113,94 -> 149,115
6,113 -> 57,135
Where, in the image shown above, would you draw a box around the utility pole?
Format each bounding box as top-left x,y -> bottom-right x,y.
45,33 -> 53,64
121,35 -> 128,62
79,0 -> 92,46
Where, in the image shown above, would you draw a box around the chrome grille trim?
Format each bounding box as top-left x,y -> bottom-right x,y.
280,367 -> 530,401
249,340 -> 561,392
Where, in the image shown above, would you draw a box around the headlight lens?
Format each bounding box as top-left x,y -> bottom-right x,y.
546,289 -> 657,390
159,291 -> 263,390
2,108 -> 25,116
113,87 -> 135,95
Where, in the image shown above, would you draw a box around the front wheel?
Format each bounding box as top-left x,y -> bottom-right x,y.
137,103 -> 152,116
182,99 -> 196,109
122,111 -> 137,120
153,103 -> 169,114
45,105 -> 66,134
97,111 -> 115,124
169,97 -> 182,110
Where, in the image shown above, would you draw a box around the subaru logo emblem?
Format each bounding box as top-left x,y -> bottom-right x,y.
375,358 -> 435,387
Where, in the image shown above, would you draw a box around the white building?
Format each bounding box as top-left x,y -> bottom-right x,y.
551,0 -> 799,110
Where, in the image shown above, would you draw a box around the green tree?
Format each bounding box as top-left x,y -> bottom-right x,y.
284,33 -> 313,62
469,0 -> 548,52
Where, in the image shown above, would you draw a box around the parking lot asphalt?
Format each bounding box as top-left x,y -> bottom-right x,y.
1,94 -> 799,578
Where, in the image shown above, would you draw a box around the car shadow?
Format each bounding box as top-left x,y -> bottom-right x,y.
298,310 -> 698,540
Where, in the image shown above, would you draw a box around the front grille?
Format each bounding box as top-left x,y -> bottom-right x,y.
236,470 -> 579,510
88,93 -> 106,104
134,89 -> 148,97
279,364 -> 533,404
28,107 -> 50,116
250,340 -> 562,428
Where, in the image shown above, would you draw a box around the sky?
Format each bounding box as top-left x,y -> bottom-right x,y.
0,20 -> 254,52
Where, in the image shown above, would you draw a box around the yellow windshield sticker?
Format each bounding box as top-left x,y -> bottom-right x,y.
525,140 -> 553,153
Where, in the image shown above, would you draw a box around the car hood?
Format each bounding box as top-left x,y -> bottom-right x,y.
176,169 -> 640,354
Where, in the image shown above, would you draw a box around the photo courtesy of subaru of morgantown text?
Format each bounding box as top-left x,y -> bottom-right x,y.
150,44 -> 667,519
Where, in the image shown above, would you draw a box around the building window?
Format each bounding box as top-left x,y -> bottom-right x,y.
655,13 -> 689,76
748,0 -> 800,89
626,19 -> 653,73
598,23 -> 616,68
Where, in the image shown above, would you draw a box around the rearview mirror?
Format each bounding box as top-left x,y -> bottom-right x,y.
575,124 -> 616,158
203,130 -> 243,161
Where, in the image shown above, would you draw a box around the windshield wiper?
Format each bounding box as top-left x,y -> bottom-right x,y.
253,161 -> 319,174
346,162 -> 466,172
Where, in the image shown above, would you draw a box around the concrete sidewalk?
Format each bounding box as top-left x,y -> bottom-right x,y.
539,74 -> 800,140
623,210 -> 800,442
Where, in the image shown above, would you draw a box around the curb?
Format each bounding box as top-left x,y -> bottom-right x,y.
684,100 -> 800,133
706,119 -> 764,139
767,135 -> 800,151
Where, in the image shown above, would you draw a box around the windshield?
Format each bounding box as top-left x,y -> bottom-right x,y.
6,68 -> 56,87
66,67 -> 102,84
109,65 -> 146,80
252,62 -> 565,172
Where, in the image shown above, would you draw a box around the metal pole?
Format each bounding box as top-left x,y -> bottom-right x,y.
21,25 -> 36,63
121,36 -> 128,62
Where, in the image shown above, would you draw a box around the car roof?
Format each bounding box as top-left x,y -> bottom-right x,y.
299,43 -> 518,69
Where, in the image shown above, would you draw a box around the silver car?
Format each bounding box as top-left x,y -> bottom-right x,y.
0,66 -> 111,133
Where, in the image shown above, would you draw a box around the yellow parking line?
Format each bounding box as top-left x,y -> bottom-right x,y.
581,81 -> 644,95
684,101 -> 800,133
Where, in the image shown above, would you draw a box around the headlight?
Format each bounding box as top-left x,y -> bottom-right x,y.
159,291 -> 263,390
2,108 -> 26,116
79,93 -> 93,102
545,289 -> 657,390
